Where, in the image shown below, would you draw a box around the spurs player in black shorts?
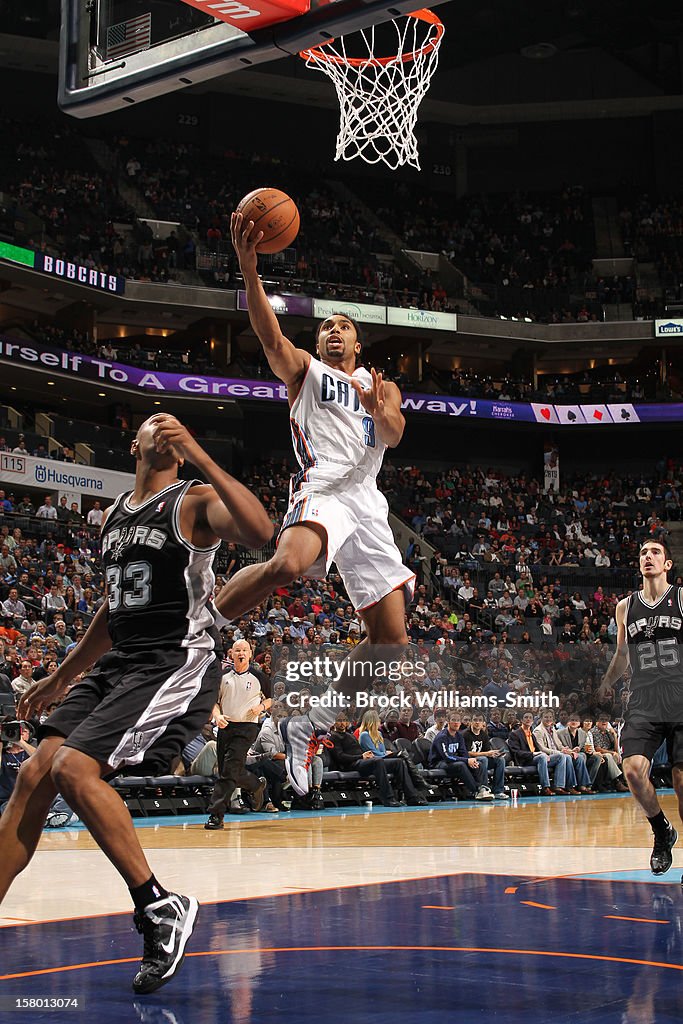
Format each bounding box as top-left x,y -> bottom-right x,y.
0,414 -> 272,993
600,538 -> 683,879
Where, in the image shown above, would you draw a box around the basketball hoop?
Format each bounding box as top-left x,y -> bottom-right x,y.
299,8 -> 444,171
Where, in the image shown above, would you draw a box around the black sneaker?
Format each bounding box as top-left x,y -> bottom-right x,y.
204,815 -> 224,830
651,826 -> 678,875
309,790 -> 325,811
132,893 -> 199,994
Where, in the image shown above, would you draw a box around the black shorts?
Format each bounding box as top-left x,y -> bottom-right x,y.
621,717 -> 683,765
43,645 -> 221,774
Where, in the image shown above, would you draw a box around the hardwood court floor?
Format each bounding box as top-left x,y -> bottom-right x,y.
1,792 -> 681,925
1,793 -> 683,1024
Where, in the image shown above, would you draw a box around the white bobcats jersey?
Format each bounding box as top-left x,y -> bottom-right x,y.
289,356 -> 386,492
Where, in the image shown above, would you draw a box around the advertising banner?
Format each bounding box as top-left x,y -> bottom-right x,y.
0,245 -> 125,295
655,319 -> 683,337
387,307 -> 457,332
312,298 -> 387,325
2,337 -> 683,426
0,452 -> 134,501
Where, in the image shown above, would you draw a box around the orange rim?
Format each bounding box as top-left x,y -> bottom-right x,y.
299,8 -> 444,67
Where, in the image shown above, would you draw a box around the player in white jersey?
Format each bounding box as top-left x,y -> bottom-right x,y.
217,211 -> 415,794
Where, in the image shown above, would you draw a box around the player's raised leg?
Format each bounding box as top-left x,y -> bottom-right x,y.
216,522 -> 325,622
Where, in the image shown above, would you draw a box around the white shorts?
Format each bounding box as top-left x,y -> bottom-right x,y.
279,473 -> 415,612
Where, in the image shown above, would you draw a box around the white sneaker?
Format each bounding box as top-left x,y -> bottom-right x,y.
475,786 -> 494,801
279,714 -> 318,796
494,791 -> 511,800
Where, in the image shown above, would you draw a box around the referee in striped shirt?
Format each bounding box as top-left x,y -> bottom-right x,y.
205,640 -> 271,829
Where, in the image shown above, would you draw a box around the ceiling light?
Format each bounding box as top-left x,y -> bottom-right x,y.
520,42 -> 558,60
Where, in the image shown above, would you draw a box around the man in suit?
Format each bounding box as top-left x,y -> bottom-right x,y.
533,710 -> 582,795
508,711 -> 558,796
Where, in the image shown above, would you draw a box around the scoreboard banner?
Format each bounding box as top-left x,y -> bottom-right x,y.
0,452 -> 133,500
0,243 -> 125,295
1,336 -> 683,425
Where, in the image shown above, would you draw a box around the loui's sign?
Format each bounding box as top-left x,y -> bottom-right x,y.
655,318 -> 683,337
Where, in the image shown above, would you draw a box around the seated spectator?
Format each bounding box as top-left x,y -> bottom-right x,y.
0,545 -> 17,576
591,714 -> 629,791
247,703 -> 291,810
381,704 -> 420,744
508,712 -> 558,796
428,711 -> 494,800
42,585 -> 67,621
555,714 -> 600,792
11,659 -> 34,698
462,713 -> 509,798
423,710 -> 447,742
486,709 -> 510,740
1,588 -> 26,624
329,712 -> 403,807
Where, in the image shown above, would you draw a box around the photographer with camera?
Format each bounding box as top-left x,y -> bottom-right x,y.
0,717 -> 35,814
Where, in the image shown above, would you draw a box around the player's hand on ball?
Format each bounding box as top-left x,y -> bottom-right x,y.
231,212 -> 264,272
351,367 -> 385,416
150,414 -> 198,463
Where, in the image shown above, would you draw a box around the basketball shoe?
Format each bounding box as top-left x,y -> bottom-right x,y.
650,825 -> 678,875
132,893 -> 199,994
279,715 -> 320,796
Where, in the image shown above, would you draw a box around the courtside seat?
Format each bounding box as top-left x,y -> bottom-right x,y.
411,738 -> 448,781
322,770 -> 362,783
109,774 -> 213,816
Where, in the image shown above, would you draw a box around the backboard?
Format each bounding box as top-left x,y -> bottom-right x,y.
59,0 -> 449,118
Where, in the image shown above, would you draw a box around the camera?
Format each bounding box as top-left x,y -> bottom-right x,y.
1,720 -> 34,744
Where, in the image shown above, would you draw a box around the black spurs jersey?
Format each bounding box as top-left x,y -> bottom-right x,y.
101,479 -> 219,651
625,584 -> 683,719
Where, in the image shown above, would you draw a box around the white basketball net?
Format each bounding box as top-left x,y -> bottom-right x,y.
300,9 -> 444,171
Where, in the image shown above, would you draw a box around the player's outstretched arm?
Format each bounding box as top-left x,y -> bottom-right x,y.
351,369 -> 405,448
151,415 -> 273,549
18,601 -> 112,720
598,598 -> 629,696
230,211 -> 309,389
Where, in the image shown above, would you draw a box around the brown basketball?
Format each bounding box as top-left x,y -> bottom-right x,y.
235,187 -> 300,254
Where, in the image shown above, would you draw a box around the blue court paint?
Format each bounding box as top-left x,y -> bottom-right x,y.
2,874 -> 682,1023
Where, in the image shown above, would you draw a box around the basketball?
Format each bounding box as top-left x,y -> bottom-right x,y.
235,187 -> 300,254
